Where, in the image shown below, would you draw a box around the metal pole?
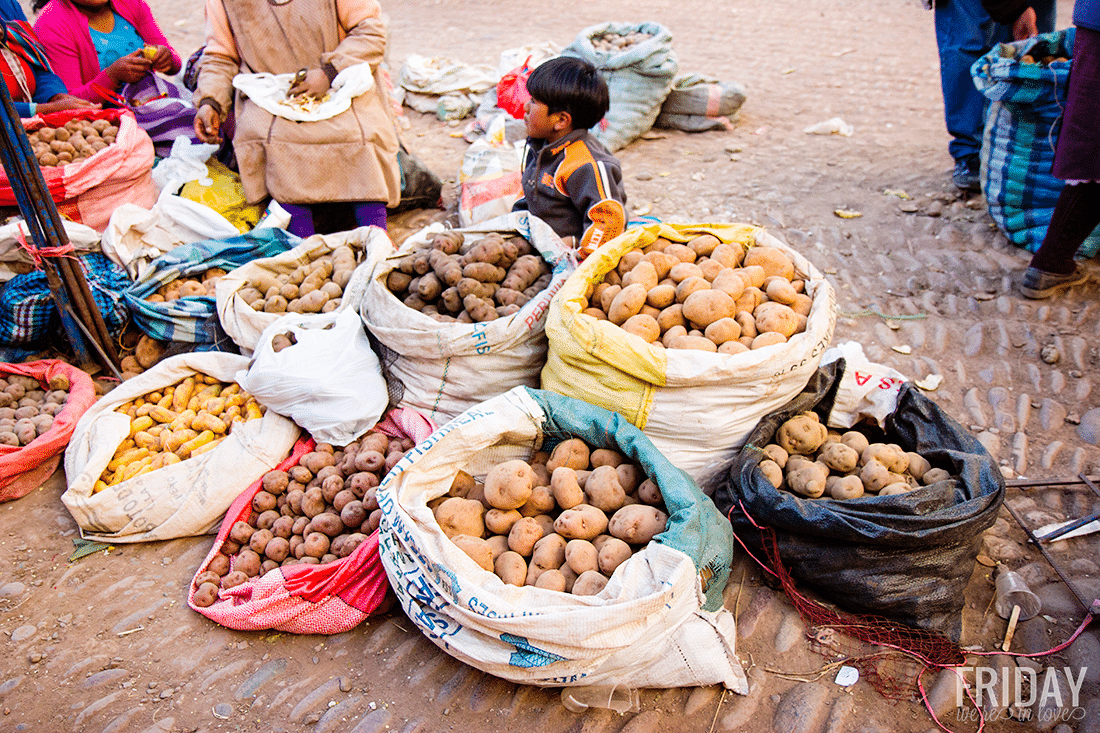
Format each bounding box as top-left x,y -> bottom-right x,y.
0,82 -> 120,374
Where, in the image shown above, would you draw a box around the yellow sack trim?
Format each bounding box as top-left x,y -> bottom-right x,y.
542,221 -> 760,429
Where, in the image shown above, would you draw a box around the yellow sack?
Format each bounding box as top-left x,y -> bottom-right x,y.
541,222 -> 836,480
179,160 -> 265,233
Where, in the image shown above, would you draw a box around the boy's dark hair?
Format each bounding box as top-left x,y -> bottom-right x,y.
525,56 -> 609,131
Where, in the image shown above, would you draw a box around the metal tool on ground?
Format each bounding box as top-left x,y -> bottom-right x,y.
1003,473 -> 1100,619
0,83 -> 121,378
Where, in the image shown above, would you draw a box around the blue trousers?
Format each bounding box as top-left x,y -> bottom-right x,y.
934,0 -> 1056,162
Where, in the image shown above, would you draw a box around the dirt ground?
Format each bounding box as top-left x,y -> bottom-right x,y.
1,0 -> 1098,732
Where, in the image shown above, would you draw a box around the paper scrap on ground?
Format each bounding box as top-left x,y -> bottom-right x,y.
804,117 -> 854,136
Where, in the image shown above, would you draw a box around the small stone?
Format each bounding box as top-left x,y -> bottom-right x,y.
1069,559 -> 1098,575
1066,413 -> 1081,425
1040,344 -> 1060,364
10,625 -> 35,643
26,653 -> 41,664
147,682 -> 158,689
899,201 -> 919,213
0,582 -> 26,598
1077,408 -> 1100,445
312,656 -> 320,665
305,713 -> 321,725
159,689 -> 173,699
213,703 -> 233,719
926,200 -> 944,217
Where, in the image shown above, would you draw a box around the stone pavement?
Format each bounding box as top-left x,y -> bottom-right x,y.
2,0 -> 1099,730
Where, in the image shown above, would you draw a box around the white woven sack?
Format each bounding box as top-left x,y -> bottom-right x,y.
377,387 -> 749,691
360,212 -> 573,425
215,226 -> 388,355
62,352 -> 299,543
644,230 -> 836,483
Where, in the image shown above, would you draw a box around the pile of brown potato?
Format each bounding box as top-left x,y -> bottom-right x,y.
590,31 -> 653,52
582,238 -> 812,354
435,437 -> 670,596
28,119 -> 118,168
237,245 -> 358,315
759,412 -> 950,500
0,373 -> 69,446
146,268 -> 226,303
191,431 -> 416,607
97,374 -> 266,493
119,335 -> 168,381
385,231 -> 552,323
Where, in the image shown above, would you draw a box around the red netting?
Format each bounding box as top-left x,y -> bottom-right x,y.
754,521 -> 965,701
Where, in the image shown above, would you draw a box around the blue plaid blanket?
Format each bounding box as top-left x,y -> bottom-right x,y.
0,253 -> 129,346
121,228 -> 298,343
973,28 -> 1100,257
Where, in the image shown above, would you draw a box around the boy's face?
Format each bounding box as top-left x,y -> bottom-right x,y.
524,99 -> 570,143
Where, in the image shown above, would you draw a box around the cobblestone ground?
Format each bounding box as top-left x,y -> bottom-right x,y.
1,0 -> 1098,731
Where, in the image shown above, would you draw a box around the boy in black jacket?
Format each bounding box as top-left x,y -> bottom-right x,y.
513,57 -> 627,258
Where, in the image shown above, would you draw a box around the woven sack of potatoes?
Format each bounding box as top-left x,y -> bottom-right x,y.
542,222 -> 836,482
63,352 -> 299,543
378,385 -> 748,692
359,212 -> 573,425
215,226 -> 387,354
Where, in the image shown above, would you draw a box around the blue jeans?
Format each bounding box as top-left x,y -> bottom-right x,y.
934,0 -> 1055,162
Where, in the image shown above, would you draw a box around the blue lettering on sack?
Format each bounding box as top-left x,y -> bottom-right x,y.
503,633 -> 566,668
471,322 -> 490,355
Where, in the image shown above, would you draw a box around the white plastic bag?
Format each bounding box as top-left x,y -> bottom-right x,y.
820,341 -> 908,428
231,62 -> 375,122
458,117 -> 524,227
62,352 -> 300,543
151,137 -> 220,194
238,309 -> 388,445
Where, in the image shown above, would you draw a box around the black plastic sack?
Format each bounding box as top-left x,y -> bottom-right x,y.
393,144 -> 442,213
709,359 -> 1004,638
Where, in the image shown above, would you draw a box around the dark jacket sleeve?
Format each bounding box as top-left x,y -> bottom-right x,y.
982,0 -> 1031,25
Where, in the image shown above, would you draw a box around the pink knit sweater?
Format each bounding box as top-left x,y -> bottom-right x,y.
33,0 -> 181,103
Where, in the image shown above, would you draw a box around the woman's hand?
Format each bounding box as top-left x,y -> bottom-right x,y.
38,94 -> 101,114
194,103 -> 223,144
105,51 -> 152,86
1012,7 -> 1038,40
288,68 -> 330,98
147,45 -> 176,74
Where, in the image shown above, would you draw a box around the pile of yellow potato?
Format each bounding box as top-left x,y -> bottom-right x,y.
28,118 -> 118,168
759,413 -> 951,500
0,373 -> 68,446
146,269 -> 226,302
96,374 -> 266,493
582,238 -> 811,353
435,437 -> 670,596
236,245 -> 358,315
386,231 -> 553,323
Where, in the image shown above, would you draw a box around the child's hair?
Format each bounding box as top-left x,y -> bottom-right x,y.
525,56 -> 609,131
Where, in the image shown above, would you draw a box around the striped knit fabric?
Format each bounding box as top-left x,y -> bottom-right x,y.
974,28 -> 1100,257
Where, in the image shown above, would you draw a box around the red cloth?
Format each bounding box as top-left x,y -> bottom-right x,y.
188,408 -> 437,634
32,0 -> 181,104
0,360 -> 95,503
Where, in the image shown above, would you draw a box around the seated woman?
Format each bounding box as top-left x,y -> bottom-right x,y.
0,0 -> 95,117
32,0 -> 180,103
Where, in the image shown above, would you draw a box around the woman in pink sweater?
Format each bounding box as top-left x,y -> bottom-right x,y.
32,0 -> 180,104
